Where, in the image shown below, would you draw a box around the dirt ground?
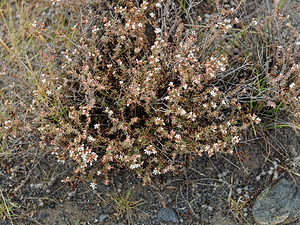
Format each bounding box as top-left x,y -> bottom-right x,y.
1,126 -> 299,224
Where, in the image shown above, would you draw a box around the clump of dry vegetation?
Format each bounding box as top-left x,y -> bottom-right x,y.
0,0 -> 299,206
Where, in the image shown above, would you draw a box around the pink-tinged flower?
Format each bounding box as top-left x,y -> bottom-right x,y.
175,134 -> 182,143
153,168 -> 161,175
144,145 -> 157,155
92,26 -> 99,34
154,28 -> 161,34
249,113 -> 261,124
154,117 -> 165,126
232,136 -> 240,144
32,20 -> 38,28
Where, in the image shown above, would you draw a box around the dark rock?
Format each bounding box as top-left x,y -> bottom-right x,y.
252,178 -> 300,225
297,136 -> 300,144
157,207 -> 179,223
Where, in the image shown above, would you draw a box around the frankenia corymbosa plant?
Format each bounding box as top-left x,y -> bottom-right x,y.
31,0 -> 259,186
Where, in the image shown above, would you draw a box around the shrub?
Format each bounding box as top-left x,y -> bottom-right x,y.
1,0 -> 298,187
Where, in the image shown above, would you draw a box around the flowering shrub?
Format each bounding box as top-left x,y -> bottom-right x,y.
27,0 -> 256,185
3,0 -> 297,187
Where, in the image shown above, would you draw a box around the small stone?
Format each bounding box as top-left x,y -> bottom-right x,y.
157,207 -> 179,223
237,188 -> 242,194
202,204 -> 207,209
222,171 -> 227,177
297,136 -> 300,144
38,199 -> 44,207
68,191 -> 76,197
35,183 -> 44,189
98,214 -> 108,222
256,175 -> 261,182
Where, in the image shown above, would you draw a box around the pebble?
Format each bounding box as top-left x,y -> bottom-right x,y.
97,214 -> 108,222
156,207 -> 179,223
222,171 -> 228,177
236,188 -> 242,194
38,199 -> 44,207
67,191 -> 76,197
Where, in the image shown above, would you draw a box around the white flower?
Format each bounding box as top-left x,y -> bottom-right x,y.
289,82 -> 295,89
138,23 -> 143,28
46,90 -> 52,96
130,163 -> 141,169
150,12 -> 155,18
153,168 -> 161,175
210,90 -> 217,97
211,102 -> 217,108
154,28 -> 161,34
234,18 -> 240,23
41,79 -> 46,84
90,182 -> 97,190
32,20 -> 38,28
88,135 -> 96,142
156,3 -> 162,8
254,117 -> 261,124
252,19 -> 258,26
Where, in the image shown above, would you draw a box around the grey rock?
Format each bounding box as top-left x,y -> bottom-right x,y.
252,178 -> 300,225
157,207 -> 179,223
98,214 -> 108,222
67,190 -> 76,197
